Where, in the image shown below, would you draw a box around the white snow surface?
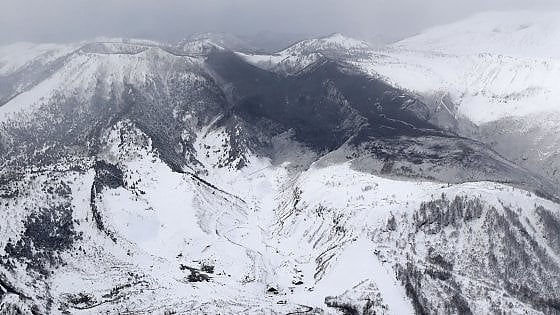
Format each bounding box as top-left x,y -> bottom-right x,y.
234,14 -> 560,124
0,43 -> 202,123
237,33 -> 370,74
353,11 -> 560,124
394,11 -> 560,59
0,42 -> 78,76
1,119 -> 559,313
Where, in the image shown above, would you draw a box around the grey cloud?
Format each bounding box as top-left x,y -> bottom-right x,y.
1,0 -> 559,45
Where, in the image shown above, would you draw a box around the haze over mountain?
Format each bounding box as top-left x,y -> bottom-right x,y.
1,4 -> 560,315
1,0 -> 560,45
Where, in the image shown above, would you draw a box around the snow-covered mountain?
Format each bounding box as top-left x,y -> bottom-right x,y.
237,33 -> 371,75
344,11 -> 560,190
354,11 -> 560,123
1,13 -> 560,314
395,11 -> 560,59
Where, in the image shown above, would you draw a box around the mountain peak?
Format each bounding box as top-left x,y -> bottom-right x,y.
178,37 -> 225,54
180,32 -> 258,53
315,32 -> 370,49
279,33 -> 370,56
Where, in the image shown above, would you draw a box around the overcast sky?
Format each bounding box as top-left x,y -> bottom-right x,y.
1,0 -> 560,45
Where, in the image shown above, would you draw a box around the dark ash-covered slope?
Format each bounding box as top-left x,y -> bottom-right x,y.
204,50 -> 558,201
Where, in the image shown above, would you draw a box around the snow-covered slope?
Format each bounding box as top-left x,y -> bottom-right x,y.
0,45 -> 204,123
2,118 -> 560,314
360,51 -> 560,124
395,11 -> 560,59
0,43 -> 79,76
238,33 -> 371,74
346,11 -> 560,188
2,124 -> 559,313
182,33 -> 259,54
353,11 -> 560,124
237,16 -> 560,124
234,16 -> 560,188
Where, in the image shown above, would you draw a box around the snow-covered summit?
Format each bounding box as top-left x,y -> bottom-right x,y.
282,32 -> 371,55
345,10 -> 560,190
237,33 -> 371,74
179,37 -> 225,55
182,32 -> 258,53
350,11 -> 560,125
89,37 -> 164,46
